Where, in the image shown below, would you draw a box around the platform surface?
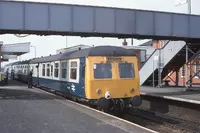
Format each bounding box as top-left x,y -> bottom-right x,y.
0,80 -> 155,133
141,86 -> 200,104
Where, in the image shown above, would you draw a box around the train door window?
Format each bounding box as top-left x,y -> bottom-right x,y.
61,62 -> 67,79
50,65 -> 53,76
82,65 -> 85,79
31,66 -> 34,76
54,63 -> 59,78
47,64 -> 50,77
94,63 -> 112,79
70,61 -> 77,80
42,64 -> 45,76
118,63 -> 135,78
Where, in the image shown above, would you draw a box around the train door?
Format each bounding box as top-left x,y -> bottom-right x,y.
50,62 -> 54,80
79,58 -> 86,97
36,63 -> 39,86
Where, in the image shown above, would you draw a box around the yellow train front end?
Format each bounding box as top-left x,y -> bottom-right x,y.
85,56 -> 141,111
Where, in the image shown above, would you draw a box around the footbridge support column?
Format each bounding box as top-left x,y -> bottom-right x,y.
185,44 -> 189,90
175,70 -> 179,87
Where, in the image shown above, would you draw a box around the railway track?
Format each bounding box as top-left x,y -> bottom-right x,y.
122,108 -> 200,133
41,86 -> 200,133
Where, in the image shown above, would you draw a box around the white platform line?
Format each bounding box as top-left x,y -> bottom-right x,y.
32,86 -> 158,133
141,92 -> 200,105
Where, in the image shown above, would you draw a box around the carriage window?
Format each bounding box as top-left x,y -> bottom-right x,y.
47,64 -> 50,77
54,63 -> 59,78
50,65 -> 53,76
61,62 -> 67,79
42,64 -> 45,76
70,61 -> 77,80
118,63 -> 135,78
94,63 -> 112,79
32,67 -> 34,75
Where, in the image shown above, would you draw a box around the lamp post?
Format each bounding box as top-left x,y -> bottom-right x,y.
175,0 -> 191,14
31,45 -> 36,58
187,0 -> 191,14
66,36 -> 68,48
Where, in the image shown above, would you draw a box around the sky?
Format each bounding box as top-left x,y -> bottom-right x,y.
1,0 -> 200,65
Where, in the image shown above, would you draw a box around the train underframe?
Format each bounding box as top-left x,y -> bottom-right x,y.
89,96 -> 142,112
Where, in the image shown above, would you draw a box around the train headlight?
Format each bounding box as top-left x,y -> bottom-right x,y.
130,88 -> 135,93
96,89 -> 102,95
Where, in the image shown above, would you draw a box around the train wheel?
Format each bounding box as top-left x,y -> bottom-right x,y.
72,96 -> 77,102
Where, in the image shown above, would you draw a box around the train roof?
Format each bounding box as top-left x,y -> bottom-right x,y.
4,61 -> 21,66
30,46 -> 136,64
5,60 -> 32,66
5,46 -> 137,65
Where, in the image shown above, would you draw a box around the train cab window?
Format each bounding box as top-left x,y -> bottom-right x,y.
94,63 -> 112,79
47,64 -> 50,77
42,64 -> 45,76
61,62 -> 67,79
118,63 -> 135,78
54,63 -> 59,78
70,61 -> 77,80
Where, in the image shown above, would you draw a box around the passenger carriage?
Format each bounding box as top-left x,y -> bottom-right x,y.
5,46 -> 142,112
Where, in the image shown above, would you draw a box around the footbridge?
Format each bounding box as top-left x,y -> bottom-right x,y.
0,1 -> 200,41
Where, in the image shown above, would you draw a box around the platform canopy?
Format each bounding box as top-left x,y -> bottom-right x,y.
0,1 -> 200,42
1,42 -> 30,61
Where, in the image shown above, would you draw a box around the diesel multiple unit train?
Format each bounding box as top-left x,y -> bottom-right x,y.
4,46 -> 141,112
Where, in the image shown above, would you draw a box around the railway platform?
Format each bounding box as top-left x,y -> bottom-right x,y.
141,86 -> 200,104
0,80 -> 156,133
